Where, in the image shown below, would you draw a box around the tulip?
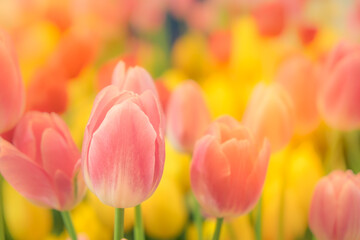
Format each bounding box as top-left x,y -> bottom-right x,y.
309,170 -> 360,240
0,111 -> 85,211
319,43 -> 360,130
0,30 -> 25,133
166,80 -> 211,153
82,85 -> 165,208
111,60 -> 158,97
243,83 -> 295,152
191,115 -> 270,218
276,55 -> 321,134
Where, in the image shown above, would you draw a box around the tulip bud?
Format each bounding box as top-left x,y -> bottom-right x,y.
0,111 -> 86,210
112,60 -> 158,97
166,80 -> 211,153
191,115 -> 270,218
243,83 -> 295,152
319,43 -> 360,130
276,55 -> 321,134
309,170 -> 360,240
82,86 -> 165,208
0,30 -> 25,133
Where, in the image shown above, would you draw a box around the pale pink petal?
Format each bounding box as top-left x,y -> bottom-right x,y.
88,101 -> 157,208
309,179 -> 336,240
41,128 -> 79,178
0,138 -> 58,208
125,67 -> 158,96
111,61 -> 127,87
53,170 -> 74,211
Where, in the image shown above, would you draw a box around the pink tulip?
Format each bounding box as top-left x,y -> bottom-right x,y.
319,43 -> 360,130
190,115 -> 270,218
0,30 -> 25,133
166,80 -> 211,153
243,83 -> 295,152
253,1 -> 286,37
309,170 -> 360,240
0,111 -> 85,211
276,55 -> 321,134
112,60 -> 158,97
82,85 -> 165,208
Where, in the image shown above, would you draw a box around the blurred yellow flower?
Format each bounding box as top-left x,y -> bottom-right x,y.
262,142 -> 324,240
87,191 -> 135,233
3,182 -> 53,240
142,178 -> 188,239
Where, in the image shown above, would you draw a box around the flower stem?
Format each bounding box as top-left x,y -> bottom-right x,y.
344,130 -> 360,173
114,208 -> 124,240
60,211 -> 77,240
212,218 -> 224,240
0,176 -> 5,240
255,196 -> 262,240
134,205 -> 145,240
192,195 -> 203,240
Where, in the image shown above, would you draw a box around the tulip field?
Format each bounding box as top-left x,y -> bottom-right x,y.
1,0 -> 360,240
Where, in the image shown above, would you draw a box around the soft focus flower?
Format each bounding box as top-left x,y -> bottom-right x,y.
3,182 -> 53,240
142,178 -> 188,239
319,43 -> 360,130
243,83 -> 295,152
252,1 -> 286,38
309,170 -> 360,240
262,142 -> 324,240
276,55 -> 321,134
0,111 -> 85,210
166,80 -> 211,153
112,60 -> 158,97
0,29 -> 25,133
191,115 -> 270,218
82,85 -> 165,208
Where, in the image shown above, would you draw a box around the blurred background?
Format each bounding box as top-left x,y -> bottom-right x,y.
0,0 -> 359,239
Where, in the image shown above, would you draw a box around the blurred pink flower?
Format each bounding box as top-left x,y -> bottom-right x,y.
191,115 -> 270,218
0,30 -> 25,133
166,80 -> 211,153
0,111 -> 85,210
243,83 -> 295,152
309,170 -> 360,240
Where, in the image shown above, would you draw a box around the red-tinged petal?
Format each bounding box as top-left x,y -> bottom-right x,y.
53,170 -> 73,211
41,128 -> 79,178
191,135 -> 231,217
0,138 -> 58,208
335,180 -> 360,240
309,179 -> 336,240
88,101 -> 157,208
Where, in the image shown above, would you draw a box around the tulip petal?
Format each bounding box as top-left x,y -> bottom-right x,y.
309,179 -> 336,240
88,101 -> 157,208
54,170 -> 74,211
111,61 -> 127,87
41,128 -> 79,178
0,138 -> 58,208
336,180 -> 360,240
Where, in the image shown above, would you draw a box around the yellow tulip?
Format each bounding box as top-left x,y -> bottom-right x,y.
3,182 -> 53,240
87,191 -> 135,233
17,21 -> 60,84
186,215 -> 254,240
66,201 -> 112,240
262,142 -> 324,240
163,139 -> 191,193
142,178 -> 188,239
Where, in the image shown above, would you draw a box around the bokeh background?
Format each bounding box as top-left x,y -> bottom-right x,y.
0,0 -> 359,239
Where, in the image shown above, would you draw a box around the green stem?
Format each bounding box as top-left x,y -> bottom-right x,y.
192,195 -> 203,240
60,211 -> 77,240
255,196 -> 262,240
344,130 -> 360,173
114,208 -> 124,240
0,176 -> 5,240
134,205 -> 145,240
212,218 -> 224,240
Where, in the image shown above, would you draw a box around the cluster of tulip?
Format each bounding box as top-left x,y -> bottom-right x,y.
1,0 -> 360,240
